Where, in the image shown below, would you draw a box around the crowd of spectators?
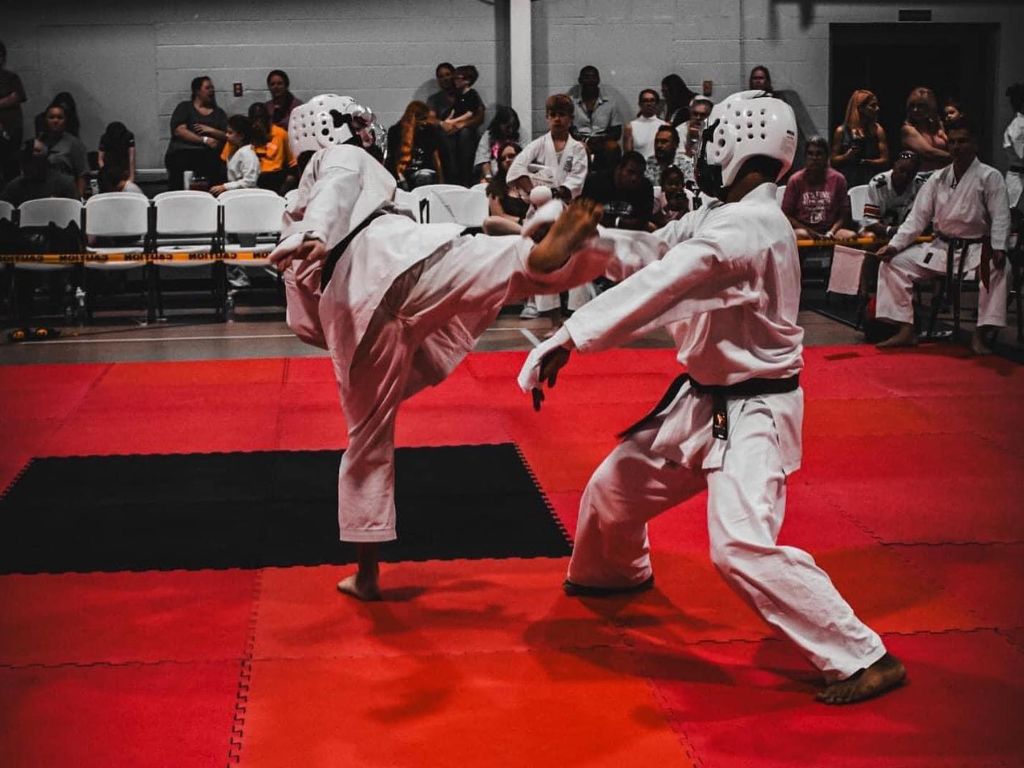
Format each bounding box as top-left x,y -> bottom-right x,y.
1,42 -> 1022,258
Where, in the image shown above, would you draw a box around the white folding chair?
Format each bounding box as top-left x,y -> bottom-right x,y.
80,192 -> 151,319
15,198 -> 83,273
152,191 -> 224,318
284,188 -> 300,212
153,191 -> 219,253
0,200 -> 14,222
12,198 -> 83,322
470,182 -> 489,194
775,184 -> 786,205
222,192 -> 286,261
848,184 -> 869,226
413,185 -> 489,227
84,192 -> 150,266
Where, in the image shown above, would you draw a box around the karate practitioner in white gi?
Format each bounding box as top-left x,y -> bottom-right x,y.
269,95 -> 608,601
506,94 -> 595,316
519,91 -> 906,704
875,118 -> 1011,354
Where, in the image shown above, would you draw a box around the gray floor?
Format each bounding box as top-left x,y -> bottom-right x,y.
0,305 -> 865,366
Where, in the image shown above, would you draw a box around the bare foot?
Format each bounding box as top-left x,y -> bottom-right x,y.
527,199 -> 603,273
816,653 -> 906,704
970,329 -> 993,356
876,325 -> 917,349
337,571 -> 381,602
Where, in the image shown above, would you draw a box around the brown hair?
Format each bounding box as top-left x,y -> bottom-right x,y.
545,93 -> 574,117
395,101 -> 432,178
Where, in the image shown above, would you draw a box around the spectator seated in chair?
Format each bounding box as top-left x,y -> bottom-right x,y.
781,135 -> 857,241
1,139 -> 79,206
98,121 -> 136,184
582,150 -> 655,232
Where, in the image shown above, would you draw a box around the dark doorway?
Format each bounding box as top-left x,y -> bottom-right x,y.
830,23 -> 1000,163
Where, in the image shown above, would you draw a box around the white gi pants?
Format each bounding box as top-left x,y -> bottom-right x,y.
567,395 -> 886,681
876,242 -> 1008,328
325,235 -> 571,543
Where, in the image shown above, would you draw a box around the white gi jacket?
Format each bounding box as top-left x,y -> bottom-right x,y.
506,133 -> 589,197
1003,112 -> 1024,208
565,183 -> 805,473
889,157 -> 1011,268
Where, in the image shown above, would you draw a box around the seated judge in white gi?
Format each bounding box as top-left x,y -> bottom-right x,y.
519,91 -> 906,705
874,117 -> 1011,354
269,95 -> 609,602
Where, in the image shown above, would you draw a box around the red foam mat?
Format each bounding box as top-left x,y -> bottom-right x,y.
253,560 -> 627,661
237,649 -> 696,768
647,630 -> 1024,768
0,660 -> 240,768
0,570 -> 257,667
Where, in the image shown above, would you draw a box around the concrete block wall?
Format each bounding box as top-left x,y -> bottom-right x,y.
3,0 -> 506,169
3,0 -> 1022,171
531,0 -> 1023,164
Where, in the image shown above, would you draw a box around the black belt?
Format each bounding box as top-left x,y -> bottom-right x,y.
619,372 -> 800,440
931,231 -> 990,291
320,210 -> 386,290
1009,166 -> 1024,174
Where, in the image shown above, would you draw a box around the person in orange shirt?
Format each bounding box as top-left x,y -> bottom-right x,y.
220,103 -> 297,194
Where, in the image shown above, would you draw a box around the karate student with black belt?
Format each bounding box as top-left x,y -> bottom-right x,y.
875,118 -> 1011,354
519,90 -> 906,705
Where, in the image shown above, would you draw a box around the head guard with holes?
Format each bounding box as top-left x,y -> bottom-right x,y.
695,90 -> 797,198
288,94 -> 375,157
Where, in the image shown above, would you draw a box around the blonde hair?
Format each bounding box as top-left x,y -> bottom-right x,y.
843,90 -> 876,137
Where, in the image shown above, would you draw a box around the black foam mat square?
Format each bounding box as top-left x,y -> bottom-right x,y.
0,444 -> 570,574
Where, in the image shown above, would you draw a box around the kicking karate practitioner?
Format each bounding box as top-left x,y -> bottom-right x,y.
269,95 -> 607,601
518,91 -> 906,704
874,118 -> 1011,354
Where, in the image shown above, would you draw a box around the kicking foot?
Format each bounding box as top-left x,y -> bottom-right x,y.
876,326 -> 917,349
337,572 -> 382,602
563,575 -> 654,598
816,653 -> 906,705
970,330 -> 993,356
527,199 -> 603,274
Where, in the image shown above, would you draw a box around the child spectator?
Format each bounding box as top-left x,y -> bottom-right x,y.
209,115 -> 258,196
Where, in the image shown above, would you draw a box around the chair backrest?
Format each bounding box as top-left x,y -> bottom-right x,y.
775,184 -> 786,205
0,200 -> 14,223
223,193 -> 286,236
470,182 -> 489,194
415,186 -> 489,227
18,197 -> 83,228
153,190 -> 219,235
283,188 -> 300,212
84,192 -> 150,238
848,184 -> 869,223
219,188 -> 279,202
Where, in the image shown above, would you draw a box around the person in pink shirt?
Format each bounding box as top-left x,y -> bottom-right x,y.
781,136 -> 856,240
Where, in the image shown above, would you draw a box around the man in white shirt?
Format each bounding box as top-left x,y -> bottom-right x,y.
270,95 -> 609,602
860,150 -> 923,238
519,91 -> 905,705
1003,82 -> 1024,209
875,118 -> 1011,354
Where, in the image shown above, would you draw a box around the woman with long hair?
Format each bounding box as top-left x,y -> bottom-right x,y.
901,86 -> 950,175
385,100 -> 444,189
748,65 -> 773,94
265,69 -> 303,130
830,89 -> 890,187
660,73 -> 695,126
482,141 -> 530,234
98,121 -> 136,182
474,105 -> 525,182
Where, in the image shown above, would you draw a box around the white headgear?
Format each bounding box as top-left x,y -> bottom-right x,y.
288,94 -> 375,157
696,90 -> 797,196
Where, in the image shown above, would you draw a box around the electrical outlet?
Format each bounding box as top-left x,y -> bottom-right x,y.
702,80 -> 713,96
233,82 -> 243,97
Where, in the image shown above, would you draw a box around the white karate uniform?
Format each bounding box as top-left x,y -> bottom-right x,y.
561,183 -> 886,681
507,133 -> 595,312
876,158 -> 1011,328
279,145 -> 610,543
223,144 -> 260,191
1003,112 -> 1024,208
